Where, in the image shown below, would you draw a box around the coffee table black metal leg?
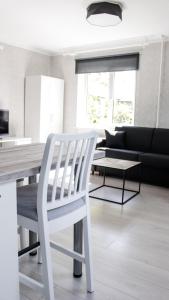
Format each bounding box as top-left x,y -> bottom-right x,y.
73,220 -> 83,277
122,170 -> 126,204
138,164 -> 142,193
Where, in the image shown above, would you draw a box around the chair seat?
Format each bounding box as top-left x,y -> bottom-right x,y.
17,183 -> 85,221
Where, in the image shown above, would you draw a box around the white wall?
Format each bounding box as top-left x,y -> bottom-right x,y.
51,41 -> 169,133
0,43 -> 50,136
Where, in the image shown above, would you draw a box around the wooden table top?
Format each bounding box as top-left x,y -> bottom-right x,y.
92,157 -> 141,171
0,143 -> 45,183
0,144 -> 105,183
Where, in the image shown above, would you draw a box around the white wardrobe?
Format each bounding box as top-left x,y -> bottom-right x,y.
25,75 -> 64,143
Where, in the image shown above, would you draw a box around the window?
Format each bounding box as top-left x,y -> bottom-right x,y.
77,70 -> 136,128
76,53 -> 139,129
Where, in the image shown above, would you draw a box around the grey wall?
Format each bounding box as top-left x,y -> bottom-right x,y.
158,42 -> 169,128
2,40 -> 169,137
51,41 -> 169,133
135,42 -> 162,127
0,44 -> 51,136
50,55 -> 77,132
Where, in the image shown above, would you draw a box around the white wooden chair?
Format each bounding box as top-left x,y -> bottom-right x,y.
17,131 -> 97,300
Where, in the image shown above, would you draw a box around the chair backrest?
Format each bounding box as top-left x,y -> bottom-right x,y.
37,131 -> 97,214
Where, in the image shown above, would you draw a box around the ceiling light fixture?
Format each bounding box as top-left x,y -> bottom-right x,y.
86,1 -> 123,27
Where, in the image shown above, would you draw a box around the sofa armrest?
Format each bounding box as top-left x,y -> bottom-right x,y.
96,139 -> 106,148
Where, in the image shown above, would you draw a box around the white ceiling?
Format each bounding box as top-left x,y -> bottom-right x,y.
0,0 -> 169,55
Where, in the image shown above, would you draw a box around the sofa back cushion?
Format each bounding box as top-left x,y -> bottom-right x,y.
105,130 -> 125,148
152,128 -> 169,154
115,126 -> 154,151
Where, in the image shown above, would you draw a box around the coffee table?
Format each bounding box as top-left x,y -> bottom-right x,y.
90,157 -> 142,205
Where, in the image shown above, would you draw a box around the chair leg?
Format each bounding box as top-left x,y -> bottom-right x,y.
38,225 -> 55,300
83,214 -> 94,293
37,246 -> 43,264
19,226 -> 26,250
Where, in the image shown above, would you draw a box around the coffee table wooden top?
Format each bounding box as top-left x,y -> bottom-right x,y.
92,157 -> 141,171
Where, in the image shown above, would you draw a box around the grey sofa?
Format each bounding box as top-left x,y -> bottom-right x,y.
96,126 -> 169,187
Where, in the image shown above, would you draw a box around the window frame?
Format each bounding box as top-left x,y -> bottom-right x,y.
76,70 -> 136,129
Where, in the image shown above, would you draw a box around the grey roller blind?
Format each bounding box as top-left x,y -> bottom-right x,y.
75,53 -> 139,74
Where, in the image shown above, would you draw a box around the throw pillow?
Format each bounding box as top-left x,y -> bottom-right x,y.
105,130 -> 125,148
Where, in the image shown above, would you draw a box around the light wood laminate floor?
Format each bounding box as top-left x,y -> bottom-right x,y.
20,175 -> 169,300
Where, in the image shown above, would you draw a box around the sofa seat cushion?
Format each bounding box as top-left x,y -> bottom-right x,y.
152,128 -> 169,155
115,126 -> 154,152
139,153 -> 169,169
106,148 -> 140,161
